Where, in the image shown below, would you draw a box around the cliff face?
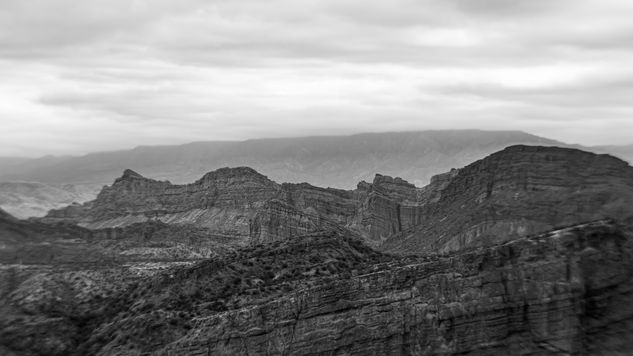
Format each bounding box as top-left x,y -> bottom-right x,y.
383,145 -> 633,254
46,168 -> 282,236
43,145 -> 633,254
6,145 -> 633,355
65,220 -> 633,355
44,167 -> 414,244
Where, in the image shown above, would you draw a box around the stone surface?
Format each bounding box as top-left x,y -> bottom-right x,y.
4,144 -> 633,355
36,220 -> 632,355
383,145 -> 633,254
45,167 -> 281,236
43,146 -> 633,254
1,209 -> 241,265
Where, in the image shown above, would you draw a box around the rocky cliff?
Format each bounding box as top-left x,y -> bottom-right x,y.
46,168 -> 281,236
383,145 -> 633,254
152,220 -> 633,355
44,145 -> 633,254
6,220 -> 625,355
5,144 -> 633,355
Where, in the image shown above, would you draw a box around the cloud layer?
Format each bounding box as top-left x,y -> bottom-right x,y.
1,0 -> 633,156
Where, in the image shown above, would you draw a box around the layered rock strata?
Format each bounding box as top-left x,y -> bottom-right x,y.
68,220 -> 633,355
383,145 -> 633,254
44,146 -> 633,253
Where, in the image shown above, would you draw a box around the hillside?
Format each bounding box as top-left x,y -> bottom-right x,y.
43,145 -> 633,254
3,221 -> 632,355
4,144 -> 633,355
382,145 -> 633,254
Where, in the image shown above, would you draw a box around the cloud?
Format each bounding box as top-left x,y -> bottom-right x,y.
1,0 -> 633,156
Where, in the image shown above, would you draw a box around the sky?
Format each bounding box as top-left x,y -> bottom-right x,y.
1,0 -> 633,157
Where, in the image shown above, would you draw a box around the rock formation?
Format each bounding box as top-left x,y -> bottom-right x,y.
6,220 -> 626,355
44,145 -> 633,255
4,145 -> 633,355
150,220 -> 633,355
383,145 -> 633,254
46,167 -> 281,235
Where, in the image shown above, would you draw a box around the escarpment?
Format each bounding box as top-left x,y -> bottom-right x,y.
44,167 -> 429,245
5,144 -> 633,355
43,145 -> 633,253
382,145 -> 633,254
46,167 -> 281,234
67,220 -> 633,355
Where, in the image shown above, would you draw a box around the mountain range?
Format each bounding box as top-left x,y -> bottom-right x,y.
2,140 -> 633,355
2,130 -> 632,221
1,130 -> 568,187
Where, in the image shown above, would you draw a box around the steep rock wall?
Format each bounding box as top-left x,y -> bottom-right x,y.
155,220 -> 633,355
383,146 -> 633,254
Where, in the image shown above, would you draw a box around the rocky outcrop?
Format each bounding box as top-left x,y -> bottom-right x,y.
63,220 -> 633,355
43,146 -> 633,254
351,171 -> 463,244
46,168 -> 281,235
416,168 -> 460,204
249,199 -> 352,244
6,143 -> 633,355
43,167 -> 418,244
383,145 -> 633,254
0,260 -> 194,356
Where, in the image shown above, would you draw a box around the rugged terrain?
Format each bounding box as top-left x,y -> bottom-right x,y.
2,221 -> 632,355
0,208 -> 238,265
44,145 -> 633,253
4,130 -> 632,220
3,144 -> 633,355
382,145 -> 633,254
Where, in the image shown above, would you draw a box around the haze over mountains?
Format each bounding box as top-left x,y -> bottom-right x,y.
4,130 -> 633,187
3,129 -> 633,219
1,130 -> 565,187
0,182 -> 98,219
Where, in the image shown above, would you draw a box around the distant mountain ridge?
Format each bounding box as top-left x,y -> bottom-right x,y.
3,129 -> 633,219
0,130 -> 564,188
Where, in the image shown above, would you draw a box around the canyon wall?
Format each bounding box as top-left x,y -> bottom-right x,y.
43,145 -> 633,254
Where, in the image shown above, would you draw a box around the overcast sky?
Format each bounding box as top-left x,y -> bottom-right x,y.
1,0 -> 633,156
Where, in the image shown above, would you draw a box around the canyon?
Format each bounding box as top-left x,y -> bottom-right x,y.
2,144 -> 633,355
44,145 -> 633,252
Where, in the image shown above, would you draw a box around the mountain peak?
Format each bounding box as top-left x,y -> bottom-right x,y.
198,166 -> 271,182
121,169 -> 144,180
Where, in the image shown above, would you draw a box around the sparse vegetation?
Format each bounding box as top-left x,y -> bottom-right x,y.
67,231 -> 393,354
